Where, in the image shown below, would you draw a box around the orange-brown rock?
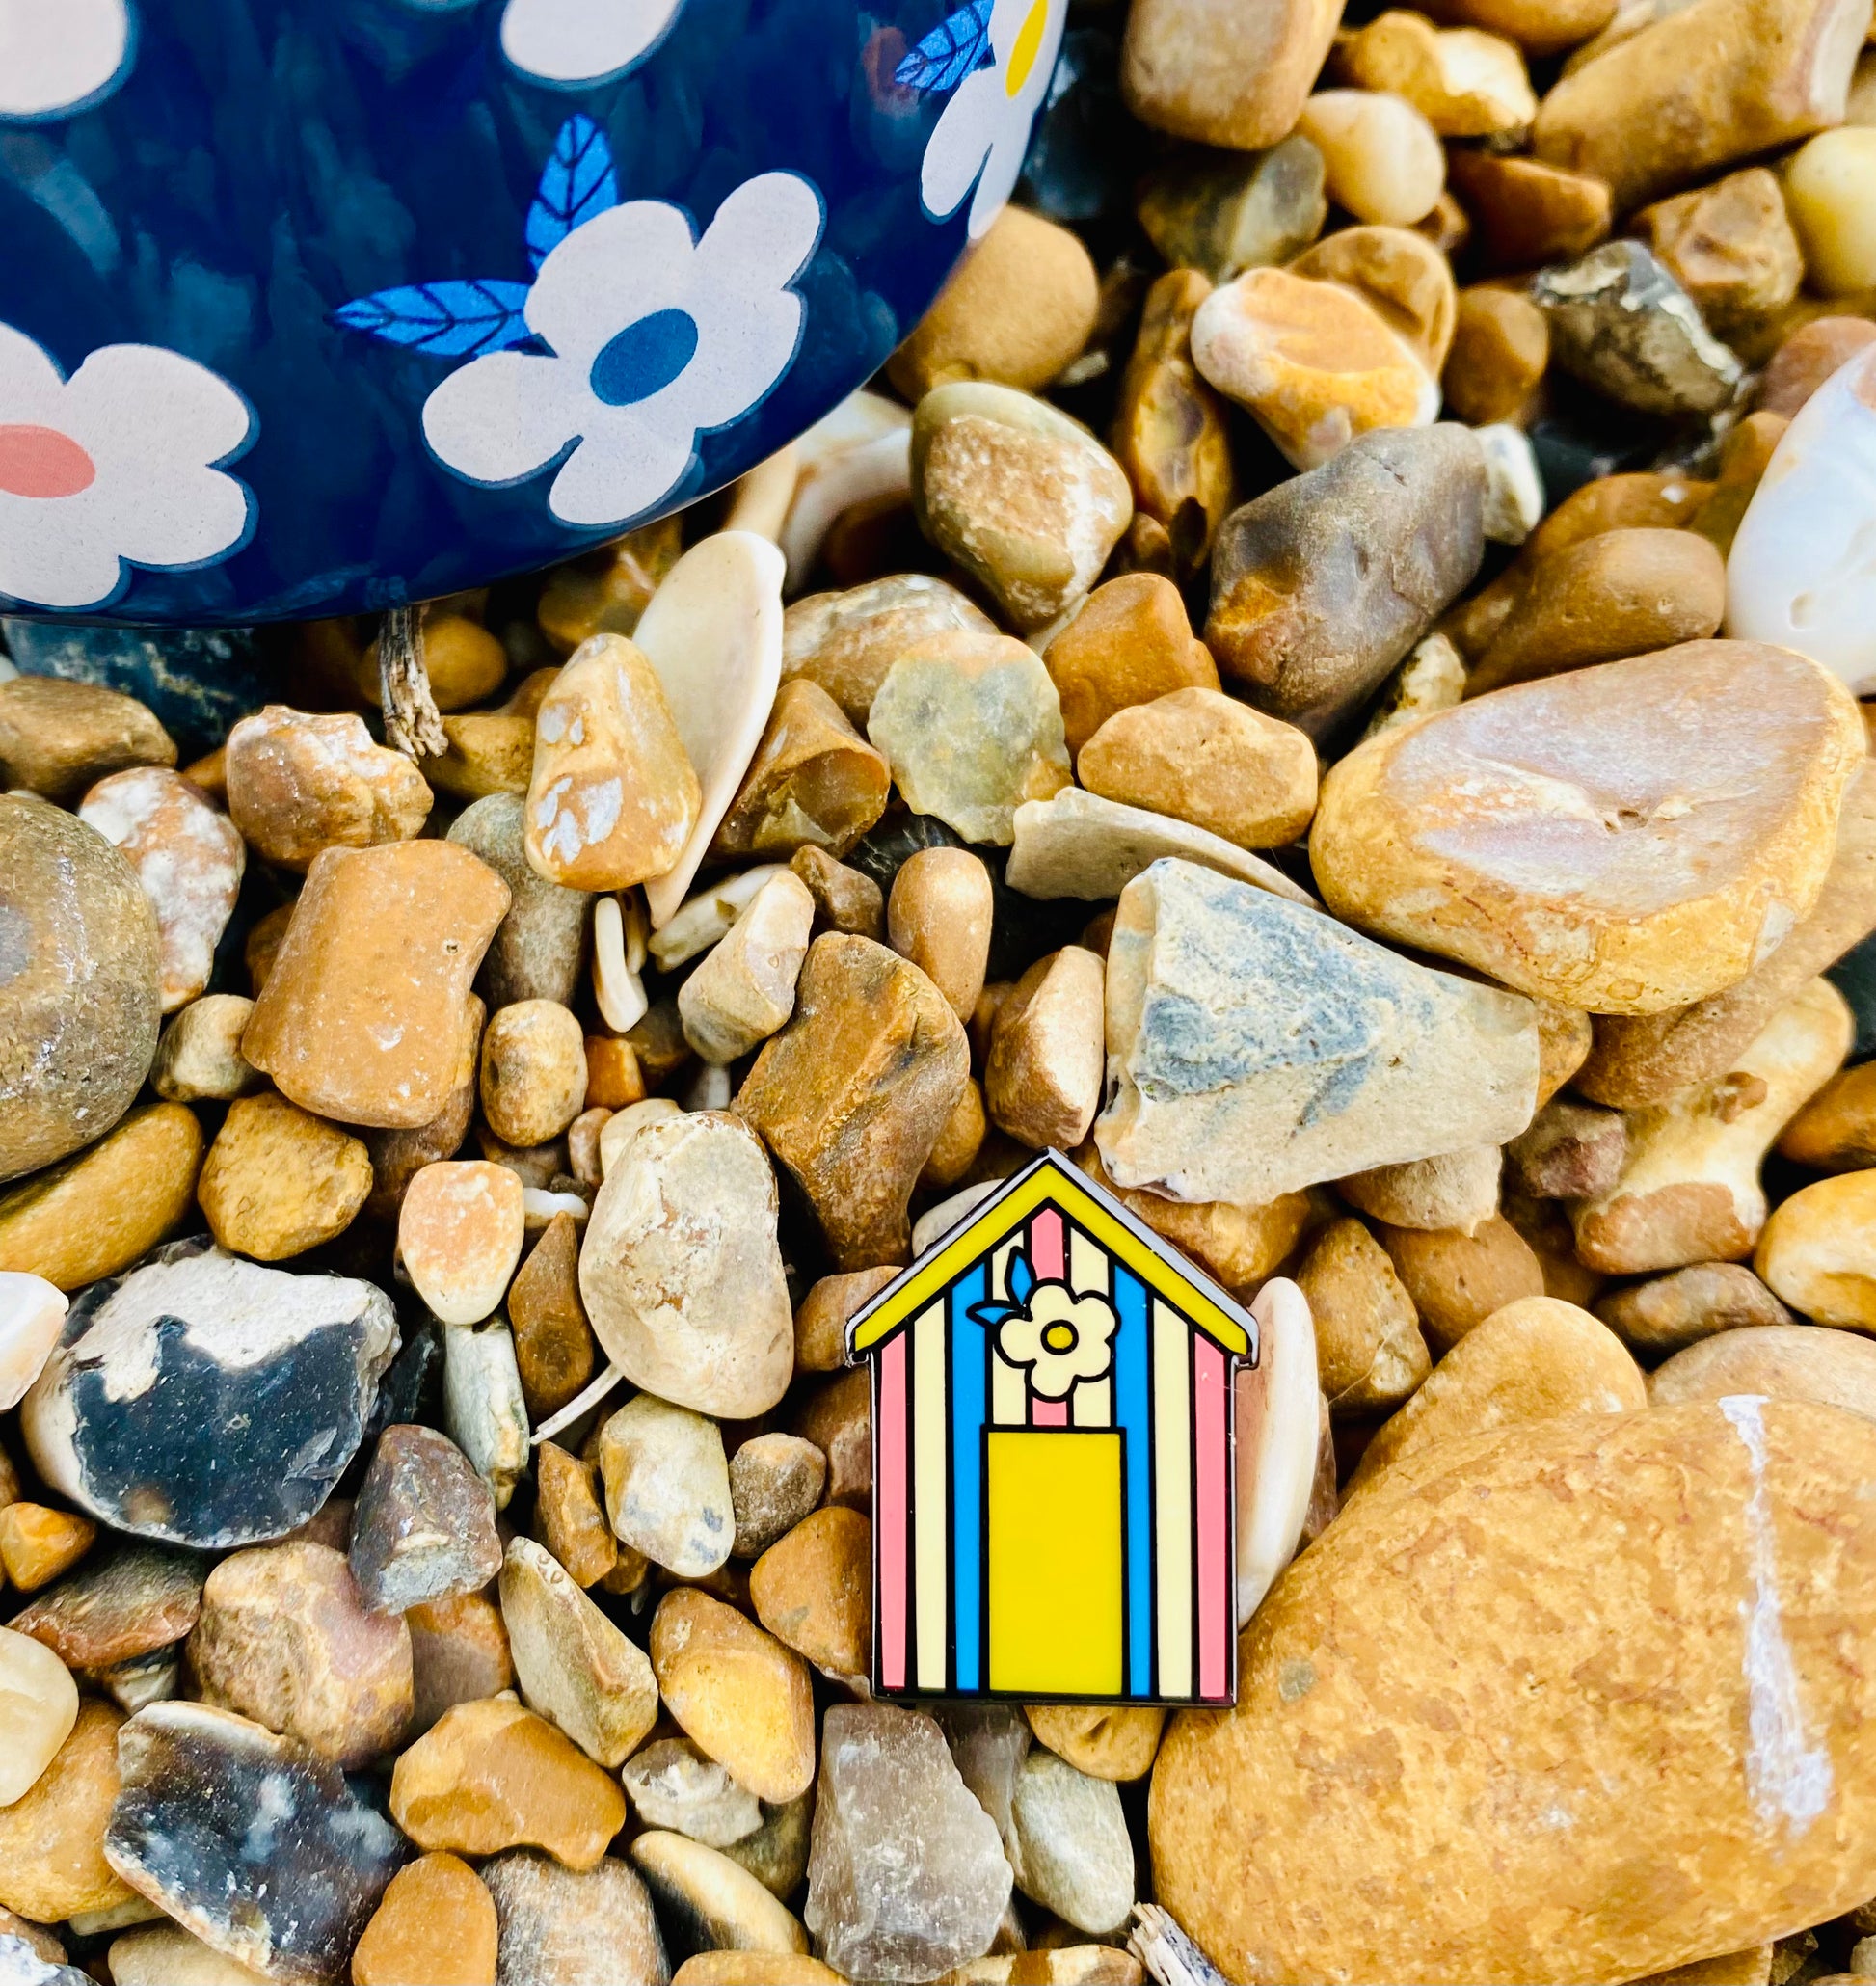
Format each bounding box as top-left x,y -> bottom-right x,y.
407,1592 -> 512,1736
1287,223 -> 1459,374
350,1852 -> 497,1986
0,1504 -> 95,1593
197,1092 -> 373,1261
1444,148 -> 1612,269
1442,286 -> 1549,427
537,518 -> 682,655
507,1212 -> 598,1423
709,680 -> 889,863
1025,1704 -> 1166,1783
226,708 -> 432,872
1757,317 -> 1876,417
794,1267 -> 898,1375
1072,1144 -> 1310,1293
534,1442 -> 618,1589
1377,1215 -> 1545,1355
749,1507 -> 871,1684
1042,575 -> 1219,759
0,1699 -> 136,1921
1121,0 -> 1341,148
649,1589 -> 817,1804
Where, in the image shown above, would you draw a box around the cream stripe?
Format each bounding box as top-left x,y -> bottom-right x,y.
1067,1224 -> 1107,1297
913,1300 -> 950,1690
991,1347 -> 1028,1427
1073,1376 -> 1112,1428
1154,1298 -> 1193,1697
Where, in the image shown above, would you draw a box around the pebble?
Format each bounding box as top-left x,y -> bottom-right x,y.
1728,342 -> 1876,696
0,1625 -> 77,1807
186,1542 -> 413,1768
396,1161 -> 524,1328
790,845 -> 884,940
730,1434 -> 829,1559
360,993 -> 487,1224
1192,266 -> 1439,472
623,1738 -> 764,1848
1313,642 -> 1864,1014
1359,632 -> 1467,740
0,1503 -> 94,1592
1042,576 -> 1220,761
631,1832 -> 811,1959
533,1441 -> 619,1588
105,1701 -> 404,1986
1203,423 -> 1485,735
500,1536 -> 658,1768
910,385 -> 1134,631
1757,316 -> 1876,417
523,634 -> 701,892
1112,272 -> 1238,579
1294,90 -> 1446,228
709,682 -> 890,864
921,1075 -> 988,1190
1784,1060 -> 1876,1174
1443,286 -> 1550,426
781,576 -> 996,729
1377,1214 -> 1545,1355
479,1000 -> 589,1149
581,1112 -> 792,1420
1475,422 -> 1544,545
389,1695 -> 628,1869
6,1543 -> 202,1670
1287,222 -> 1460,376
887,849 -> 995,1024
1236,1277 -> 1325,1624
0,677 -> 174,805
361,614 -> 506,711
198,1091 -> 372,1261
78,768 -> 244,1012
749,1506 -> 871,1686
805,1703 -> 1013,1984
106,1926 -> 271,1986
720,1794 -> 814,1902
888,207 -> 1099,397
350,1853 -> 498,1986
1636,167 -> 1804,335
349,1423 -> 502,1614
793,1270 -> 897,1376
447,792 -> 592,1009
651,1589 -> 817,1804
1077,1141 -> 1312,1291
1024,1704 -> 1166,1784
509,1212 -> 599,1422
1007,1749 -> 1135,1936
598,1394 -> 736,1577
1445,148 -> 1611,272
1531,240 -> 1745,416
150,994 -> 260,1103
0,794 -> 161,1184
737,934 -> 970,1269
1756,1170 -> 1876,1328
1336,11 -> 1538,135
1596,1261 -> 1791,1356
1096,859 -> 1537,1205
1505,1097 -> 1628,1200
680,872 -> 816,1064
985,946 -> 1107,1150
777,392 -> 915,591
22,1240 -> 396,1548
1136,139 -> 1328,285
442,1320 -> 530,1510
536,518 -> 679,655
0,1101 -> 203,1293
242,840 -> 509,1130
1150,1399 -> 1876,1984
407,1591 -> 513,1736
481,1850 -> 670,1986
224,707 -> 432,871
1340,1143 -> 1502,1234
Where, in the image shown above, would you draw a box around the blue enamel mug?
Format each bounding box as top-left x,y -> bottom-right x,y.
0,0 -> 1063,624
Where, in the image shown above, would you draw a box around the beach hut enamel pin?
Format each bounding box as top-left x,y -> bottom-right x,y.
844,1149 -> 1254,1708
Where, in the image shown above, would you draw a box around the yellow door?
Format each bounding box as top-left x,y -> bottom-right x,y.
986,1430 -> 1123,1697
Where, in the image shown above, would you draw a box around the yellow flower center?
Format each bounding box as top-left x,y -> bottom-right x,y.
1042,1321 -> 1076,1353
1005,0 -> 1049,97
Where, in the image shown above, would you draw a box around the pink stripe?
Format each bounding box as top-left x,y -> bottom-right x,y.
1028,1207 -> 1065,1281
877,1333 -> 908,1690
1031,1396 -> 1069,1427
1193,1338 -> 1229,1702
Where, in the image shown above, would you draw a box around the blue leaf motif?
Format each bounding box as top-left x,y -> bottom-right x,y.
1006,1251 -> 1035,1303
894,0 -> 994,93
331,281 -> 533,359
526,114 -> 620,272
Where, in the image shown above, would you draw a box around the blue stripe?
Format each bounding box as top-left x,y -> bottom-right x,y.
950,1261 -> 987,1691
1113,1265 -> 1153,1697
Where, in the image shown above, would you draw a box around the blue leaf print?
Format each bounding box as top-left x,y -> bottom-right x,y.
331,281 -> 533,359
894,0 -> 994,93
526,114 -> 620,273
1006,1251 -> 1035,1303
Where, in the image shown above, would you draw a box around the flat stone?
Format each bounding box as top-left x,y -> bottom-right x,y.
1203,424 -> 1485,738
867,631 -> 1072,847
398,1162 -> 525,1328
731,1435 -> 828,1559
226,708 -> 431,872
623,1738 -> 764,1848
737,935 -> 970,1270
389,1695 -> 628,1870
442,1321 -> 530,1511
581,1112 -> 792,1420
0,794 -> 160,1183
0,1503 -> 94,1593
350,1424 -> 502,1614
1596,1262 -> 1792,1355
78,768 -> 244,1013
597,1395 -> 736,1578
509,1213 -> 598,1423
243,841 -> 509,1130
351,1853 -> 498,1986
6,1544 -> 201,1671
21,1240 -> 395,1549
1443,287 -> 1549,426
1312,642 -> 1865,1014
782,576 -> 996,729
985,947 -> 1106,1151
407,1592 -> 513,1737
1149,1399 -> 1876,1984
1295,1217 -> 1431,1414
151,995 -> 260,1104
481,1850 -> 669,1986
749,1506 -> 871,1685
0,676 -> 174,805
651,1590 -> 817,1805
1096,859 -> 1537,1204
1007,1749 -> 1134,1935
447,792 -> 592,1009
680,872 -> 816,1065
1042,576 -> 1221,761
631,1832 -> 811,1960
198,1092 -> 372,1262
1024,1705 -> 1165,1784
500,1536 -> 657,1768
710,681 -> 889,864
105,1702 -> 404,1986
806,1703 -> 1013,1984
0,1625 -> 77,1808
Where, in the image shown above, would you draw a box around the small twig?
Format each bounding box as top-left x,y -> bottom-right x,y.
378,602 -> 447,760
1130,1905 -> 1234,1986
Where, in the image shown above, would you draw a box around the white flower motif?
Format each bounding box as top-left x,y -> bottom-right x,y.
0,0 -> 133,121
499,0 -> 683,84
918,0 -> 1064,240
421,172 -> 822,532
997,1282 -> 1118,1400
0,323 -> 254,612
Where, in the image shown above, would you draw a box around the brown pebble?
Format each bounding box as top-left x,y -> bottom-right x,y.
1296,1217 -> 1432,1414
0,1698 -> 135,1922
245,902 -> 295,996
1756,316 -> 1876,416
1505,1098 -> 1629,1201
1287,223 -> 1459,374
649,1589 -> 817,1804
1635,167 -> 1803,336
226,707 -> 432,872
534,1443 -> 618,1589
537,518 -> 682,656
481,1001 -> 589,1149
197,1091 -> 373,1261
888,848 -> 995,1023
0,676 -> 175,805
749,1506 -> 871,1683
920,1076 -> 989,1192
9,1543 -> 202,1669
584,1038 -> 645,1111
710,680 -> 890,863
1073,1144 -> 1311,1292
1024,1704 -> 1166,1783
363,616 -> 507,713
1376,1214 -> 1545,1355
1688,411 -> 1789,557
1443,148 -> 1612,271
793,1268 -> 898,1375
508,1212 -> 599,1424
788,1369 -> 871,1511
730,1435 -> 829,1561
1042,574 -> 1221,759
350,1852 -> 498,1986
0,1504 -> 95,1593
362,996 -> 486,1225
407,1591 -> 513,1737
984,948 -> 1106,1151
1442,287 -> 1549,427
790,845 -> 885,939
1595,1261 -> 1792,1356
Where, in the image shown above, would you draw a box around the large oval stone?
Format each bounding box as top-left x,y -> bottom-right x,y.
1149,1400 -> 1876,1984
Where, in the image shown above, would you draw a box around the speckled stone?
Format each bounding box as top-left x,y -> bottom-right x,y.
481,1850 -> 670,1986
651,1590 -> 817,1805
225,707 -> 432,872
0,675 -> 174,805
448,792 -> 593,1010
597,1394 -> 736,1579
1096,859 -> 1538,1205
0,794 -> 161,1184
197,1092 -> 373,1263
1008,1748 -> 1135,1935
349,1424 -> 502,1615
6,1543 -> 201,1671
151,995 -> 261,1105
781,575 -> 997,728
20,1240 -> 397,1550
730,1435 -> 829,1559
104,1701 -> 404,1986
622,1738 -> 764,1848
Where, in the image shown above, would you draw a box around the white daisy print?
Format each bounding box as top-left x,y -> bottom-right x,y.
899,0 -> 1064,240
499,0 -> 683,85
995,1282 -> 1118,1399
0,0 -> 134,121
0,323 -> 254,612
421,172 -> 822,531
